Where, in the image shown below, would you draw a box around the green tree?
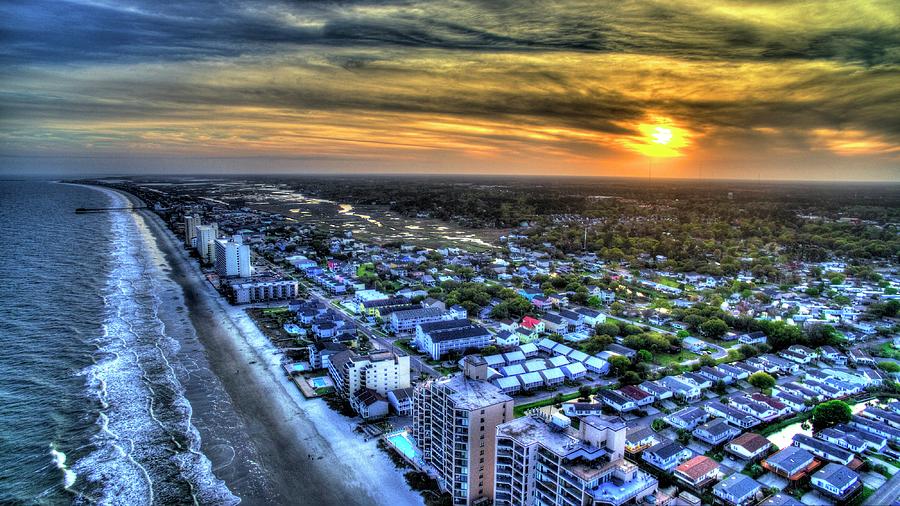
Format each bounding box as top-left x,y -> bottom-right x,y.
700,318 -> 729,339
578,385 -> 593,401
595,322 -> 620,337
637,349 -> 653,363
878,361 -> 900,373
608,355 -> 631,376
748,371 -> 776,391
620,371 -> 641,385
812,400 -> 852,432
699,354 -> 717,368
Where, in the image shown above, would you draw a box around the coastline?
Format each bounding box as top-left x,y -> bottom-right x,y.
105,186 -> 423,506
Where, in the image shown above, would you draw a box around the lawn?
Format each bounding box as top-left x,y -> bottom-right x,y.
654,350 -> 700,367
513,391 -> 582,418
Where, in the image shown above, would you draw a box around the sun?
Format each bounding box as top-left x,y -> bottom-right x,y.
618,117 -> 691,158
651,127 -> 673,145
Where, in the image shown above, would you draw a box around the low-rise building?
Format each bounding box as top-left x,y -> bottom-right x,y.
726,433 -> 771,461
810,463 -> 862,501
712,473 -> 762,506
642,440 -> 693,472
674,455 -> 721,489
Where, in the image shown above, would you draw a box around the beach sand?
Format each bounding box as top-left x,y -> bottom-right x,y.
117,188 -> 423,506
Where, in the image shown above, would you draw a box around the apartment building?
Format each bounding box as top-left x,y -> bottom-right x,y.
415,319 -> 492,360
412,357 -> 514,506
494,412 -> 657,506
328,350 -> 411,400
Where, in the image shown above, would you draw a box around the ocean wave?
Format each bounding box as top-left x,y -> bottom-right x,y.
73,190 -> 238,506
50,443 -> 77,489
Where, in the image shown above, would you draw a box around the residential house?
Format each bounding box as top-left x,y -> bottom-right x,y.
738,331 -> 767,345
712,474 -> 762,506
726,433 -> 771,461
693,418 -> 740,446
792,434 -> 854,466
665,407 -> 709,431
642,440 -> 693,472
625,426 -> 660,454
810,463 -> 862,501
675,455 -> 721,489
387,387 -> 414,415
596,389 -> 638,413
763,446 -> 818,480
705,401 -> 761,429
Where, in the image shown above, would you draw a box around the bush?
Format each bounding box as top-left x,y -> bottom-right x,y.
748,371 -> 776,390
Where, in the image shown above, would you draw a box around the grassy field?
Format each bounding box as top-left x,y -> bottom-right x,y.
513,391 -> 582,418
655,350 -> 700,367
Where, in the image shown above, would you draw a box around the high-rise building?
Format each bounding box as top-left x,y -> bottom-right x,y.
328,349 -> 411,399
215,235 -> 251,277
183,214 -> 201,247
412,356 -> 514,506
494,413 -> 657,506
195,224 -> 218,264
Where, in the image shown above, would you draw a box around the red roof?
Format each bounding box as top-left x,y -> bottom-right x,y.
521,316 -> 541,329
619,385 -> 650,401
675,456 -> 719,481
730,432 -> 771,453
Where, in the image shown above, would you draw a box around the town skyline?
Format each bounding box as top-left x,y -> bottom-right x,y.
2,1 -> 898,181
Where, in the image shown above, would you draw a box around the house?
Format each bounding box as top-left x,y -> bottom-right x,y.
848,348 -> 876,367
717,363 -> 749,381
819,346 -> 847,365
712,473 -> 762,506
659,376 -> 702,401
502,350 -> 527,365
625,426 -> 660,454
861,406 -> 900,429
492,376 -> 522,395
541,313 -> 567,334
728,395 -> 781,422
539,367 -> 565,386
583,356 -> 609,374
832,423 -> 888,452
500,364 -> 526,377
607,344 -> 637,359
699,366 -> 732,385
350,388 -> 389,420
665,407 -> 709,431
692,418 -> 739,446
758,493 -> 803,506
817,427 -> 868,455
705,401 -> 760,429
850,414 -> 900,442
674,456 -> 721,489
596,389 -> 637,413
575,306 -> 606,326
307,341 -> 348,369
642,440 -> 693,472
561,361 -> 587,380
619,385 -> 654,407
738,331 -> 767,345
762,446 -> 817,480
772,390 -> 809,412
387,387 -> 414,415
810,463 -> 862,501
494,330 -> 520,347
791,434 -> 854,465
561,402 -> 607,418
518,342 -> 539,357
638,381 -> 672,400
518,372 -> 543,391
682,336 -> 707,352
726,432 -> 771,461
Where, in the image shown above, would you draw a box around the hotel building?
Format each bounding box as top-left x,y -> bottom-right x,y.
494,413 -> 657,506
412,357 -> 514,505
215,235 -> 252,278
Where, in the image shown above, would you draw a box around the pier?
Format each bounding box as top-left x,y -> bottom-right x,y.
75,206 -> 146,213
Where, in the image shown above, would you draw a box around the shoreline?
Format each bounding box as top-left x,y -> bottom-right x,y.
103,186 -> 422,506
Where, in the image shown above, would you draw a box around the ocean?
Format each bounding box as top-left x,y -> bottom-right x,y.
0,181 -> 241,505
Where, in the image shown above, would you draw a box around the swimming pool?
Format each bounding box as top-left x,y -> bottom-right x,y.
309,376 -> 330,388
386,430 -> 420,461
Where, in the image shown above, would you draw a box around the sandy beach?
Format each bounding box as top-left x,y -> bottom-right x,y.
114,187 -> 423,506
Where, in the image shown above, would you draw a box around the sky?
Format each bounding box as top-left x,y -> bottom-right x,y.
1,0 -> 898,180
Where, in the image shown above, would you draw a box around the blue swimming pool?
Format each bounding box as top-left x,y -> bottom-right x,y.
386,431 -> 419,461
309,376 -> 329,388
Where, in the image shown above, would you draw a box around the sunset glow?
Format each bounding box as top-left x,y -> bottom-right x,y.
0,1 -> 897,180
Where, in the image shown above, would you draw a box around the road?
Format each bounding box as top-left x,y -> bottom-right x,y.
604,313 -> 731,362
865,469 -> 900,506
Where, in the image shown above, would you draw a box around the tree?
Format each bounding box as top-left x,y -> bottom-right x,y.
812,400 -> 852,432
748,371 -> 776,391
596,322 -> 620,337
878,361 -> 900,373
700,318 -> 729,339
637,349 -> 653,364
578,385 -> 593,401
620,371 -> 641,385
608,355 -> 631,376
699,354 -> 717,367
582,334 -> 614,354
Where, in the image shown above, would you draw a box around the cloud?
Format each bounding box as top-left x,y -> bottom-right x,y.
0,0 -> 898,178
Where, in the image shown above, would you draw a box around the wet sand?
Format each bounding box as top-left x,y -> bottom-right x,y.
114,188 -> 422,506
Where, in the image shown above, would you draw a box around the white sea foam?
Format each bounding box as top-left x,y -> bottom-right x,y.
50,444 -> 77,489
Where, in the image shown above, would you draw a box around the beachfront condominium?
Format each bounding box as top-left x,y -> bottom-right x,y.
328,349 -> 411,400
412,356 -> 514,506
184,214 -> 201,247
215,235 -> 252,278
494,413 -> 657,506
195,223 -> 219,264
